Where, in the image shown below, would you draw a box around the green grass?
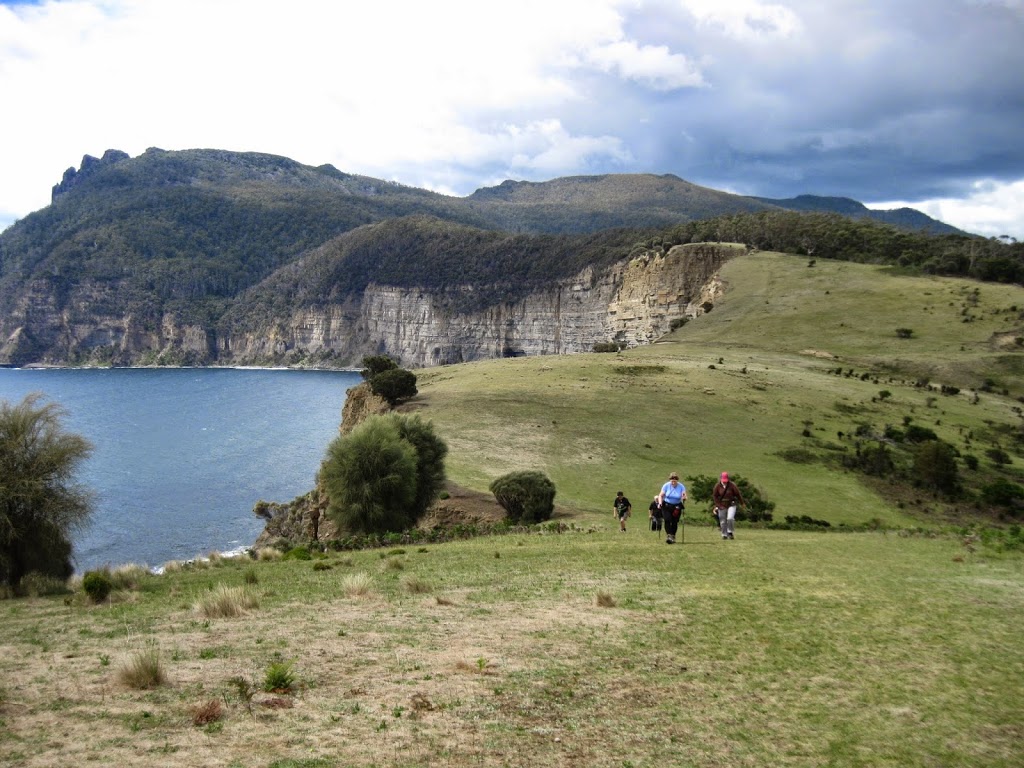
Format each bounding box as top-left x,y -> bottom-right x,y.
1,528 -> 1021,767
417,251 -> 1024,529
1,250 -> 1021,766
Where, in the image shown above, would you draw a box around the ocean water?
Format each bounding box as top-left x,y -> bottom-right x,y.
0,367 -> 361,572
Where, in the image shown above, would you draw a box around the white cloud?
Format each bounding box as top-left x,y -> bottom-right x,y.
678,0 -> 802,39
868,179 -> 1024,239
582,39 -> 706,90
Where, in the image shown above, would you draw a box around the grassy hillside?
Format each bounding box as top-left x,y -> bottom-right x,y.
1,251 -> 1022,767
1,526 -> 1020,767
414,251 -> 1024,528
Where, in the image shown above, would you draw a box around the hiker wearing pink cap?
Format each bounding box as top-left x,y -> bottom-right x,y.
712,472 -> 746,540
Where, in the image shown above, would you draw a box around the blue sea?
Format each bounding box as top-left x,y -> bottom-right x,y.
0,368 -> 361,572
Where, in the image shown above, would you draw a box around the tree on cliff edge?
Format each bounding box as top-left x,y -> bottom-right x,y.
0,394 -> 95,592
320,413 -> 446,534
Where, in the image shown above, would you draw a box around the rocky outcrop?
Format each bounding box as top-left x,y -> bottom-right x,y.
51,150 -> 130,202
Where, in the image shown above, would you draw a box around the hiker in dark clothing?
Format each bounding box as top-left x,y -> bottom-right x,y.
712,471 -> 746,540
613,491 -> 632,532
648,496 -> 663,532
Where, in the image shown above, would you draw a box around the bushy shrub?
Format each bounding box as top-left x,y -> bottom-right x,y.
264,660 -> 296,693
82,570 -> 113,603
981,478 -> 1024,512
489,471 -> 557,524
320,413 -> 447,535
360,354 -> 398,380
905,424 -> 939,443
592,342 -> 619,353
282,546 -> 312,561
1,394 -> 93,590
369,368 -> 418,405
913,440 -> 961,496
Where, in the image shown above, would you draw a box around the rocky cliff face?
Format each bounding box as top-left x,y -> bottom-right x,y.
1,242 -> 741,368
220,242 -> 739,368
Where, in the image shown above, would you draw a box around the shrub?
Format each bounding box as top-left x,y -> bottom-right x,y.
985,447 -> 1012,465
369,368 -> 418,405
282,546 -> 312,561
905,424 -> 939,443
896,328 -> 914,338
192,699 -> 224,727
360,354 -> 399,379
980,479 -> 1024,511
117,650 -> 167,689
322,414 -> 446,535
489,471 -> 557,524
0,394 -> 94,589
592,342 -> 619,353
82,570 -> 114,603
913,441 -> 961,497
263,660 -> 296,693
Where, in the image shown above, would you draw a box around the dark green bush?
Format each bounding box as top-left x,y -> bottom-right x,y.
82,570 -> 113,603
489,471 -> 557,524
282,547 -> 312,561
369,368 -> 418,405
913,440 -> 961,496
360,354 -> 398,380
592,342 -> 619,353
980,479 -> 1024,512
321,413 -> 446,535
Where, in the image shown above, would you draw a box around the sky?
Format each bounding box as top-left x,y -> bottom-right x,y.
1,0 -> 1023,239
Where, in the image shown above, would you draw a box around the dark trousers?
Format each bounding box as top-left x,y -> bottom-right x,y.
663,503 -> 682,536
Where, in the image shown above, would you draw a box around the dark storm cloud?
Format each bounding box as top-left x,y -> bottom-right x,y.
582,0 -> 1024,203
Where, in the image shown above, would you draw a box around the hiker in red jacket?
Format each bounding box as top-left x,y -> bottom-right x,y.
712,472 -> 745,540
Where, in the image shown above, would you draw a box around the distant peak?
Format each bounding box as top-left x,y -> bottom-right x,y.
52,149 -> 130,202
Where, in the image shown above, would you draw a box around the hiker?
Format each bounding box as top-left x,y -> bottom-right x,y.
648,495 -> 663,532
657,472 -> 687,544
712,471 -> 746,540
613,491 -> 632,532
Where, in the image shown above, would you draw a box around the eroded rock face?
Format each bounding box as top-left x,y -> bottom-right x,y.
0,243 -> 740,368
221,242 -> 738,368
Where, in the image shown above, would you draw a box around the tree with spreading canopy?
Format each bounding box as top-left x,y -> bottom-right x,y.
0,394 -> 94,592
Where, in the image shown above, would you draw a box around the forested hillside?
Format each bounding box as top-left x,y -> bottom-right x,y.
0,147 -> 1020,367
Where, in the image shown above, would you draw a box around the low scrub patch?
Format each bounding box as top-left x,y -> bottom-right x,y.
117,650 -> 167,689
194,585 -> 259,618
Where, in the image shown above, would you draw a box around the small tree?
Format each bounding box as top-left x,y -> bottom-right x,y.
360,354 -> 398,380
369,368 -> 418,405
320,414 -> 447,534
489,471 -> 556,524
381,413 -> 448,521
321,417 -> 418,534
1,394 -> 94,591
913,440 -> 960,497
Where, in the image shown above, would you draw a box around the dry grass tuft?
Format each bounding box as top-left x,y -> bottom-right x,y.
191,699 -> 223,726
161,560 -> 184,574
435,595 -> 456,606
596,590 -> 617,608
110,563 -> 149,589
340,572 -> 374,598
194,584 -> 260,618
257,547 -> 282,561
384,557 -> 405,571
402,576 -> 433,594
117,650 -> 167,689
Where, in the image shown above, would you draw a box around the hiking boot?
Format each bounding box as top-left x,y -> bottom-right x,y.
728,533 -> 735,539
